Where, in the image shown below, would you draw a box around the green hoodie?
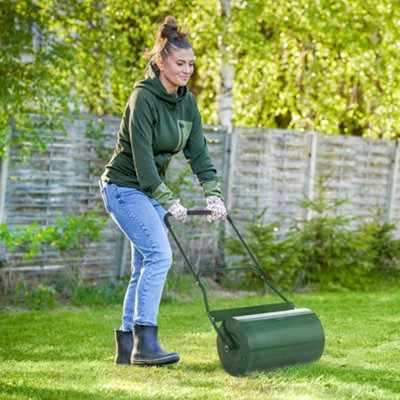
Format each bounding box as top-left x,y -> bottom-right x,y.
101,66 -> 222,210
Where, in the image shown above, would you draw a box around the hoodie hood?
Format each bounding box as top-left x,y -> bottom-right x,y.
134,62 -> 188,106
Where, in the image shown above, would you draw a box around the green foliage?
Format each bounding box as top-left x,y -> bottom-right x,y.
224,178 -> 400,290
0,212 -> 107,297
48,212 -> 107,286
228,0 -> 400,139
14,282 -> 57,310
163,271 -> 203,303
1,212 -> 106,260
0,223 -> 14,256
223,206 -> 301,290
359,212 -> 400,278
71,280 -> 126,307
14,222 -> 54,260
4,0 -> 400,159
287,210 -> 373,289
85,118 -> 108,175
0,0 -> 76,158
49,211 -> 107,256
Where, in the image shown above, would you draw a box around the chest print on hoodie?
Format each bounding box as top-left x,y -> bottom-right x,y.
175,120 -> 193,152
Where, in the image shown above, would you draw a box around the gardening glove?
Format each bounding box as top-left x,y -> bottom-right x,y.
204,196 -> 227,222
168,199 -> 187,223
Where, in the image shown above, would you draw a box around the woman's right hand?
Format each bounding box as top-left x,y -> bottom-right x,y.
167,199 -> 187,223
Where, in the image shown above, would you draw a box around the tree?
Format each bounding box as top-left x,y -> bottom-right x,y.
228,0 -> 400,139
2,0 -> 400,156
0,0 -> 76,158
216,0 -> 234,131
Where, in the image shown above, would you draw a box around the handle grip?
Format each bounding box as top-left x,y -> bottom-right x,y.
164,209 -> 212,228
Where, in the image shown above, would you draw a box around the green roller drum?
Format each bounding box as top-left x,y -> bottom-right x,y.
164,210 -> 325,376
217,308 -> 325,376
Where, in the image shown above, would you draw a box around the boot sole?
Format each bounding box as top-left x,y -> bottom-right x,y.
114,358 -> 131,365
132,355 -> 180,366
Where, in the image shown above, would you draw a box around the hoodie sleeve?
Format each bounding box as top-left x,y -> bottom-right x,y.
128,90 -> 176,209
183,96 -> 223,199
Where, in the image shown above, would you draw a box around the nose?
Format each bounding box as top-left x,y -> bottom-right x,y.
183,63 -> 192,74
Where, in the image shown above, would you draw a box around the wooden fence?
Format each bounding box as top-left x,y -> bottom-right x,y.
0,115 -> 399,283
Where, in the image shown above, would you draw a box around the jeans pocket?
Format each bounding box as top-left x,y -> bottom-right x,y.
99,184 -> 112,214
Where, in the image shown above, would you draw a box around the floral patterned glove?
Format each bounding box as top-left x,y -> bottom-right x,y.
168,199 -> 187,223
204,196 -> 227,222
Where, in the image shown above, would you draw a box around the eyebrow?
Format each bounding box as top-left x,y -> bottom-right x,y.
175,59 -> 195,63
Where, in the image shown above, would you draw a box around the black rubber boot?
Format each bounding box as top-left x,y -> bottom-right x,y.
114,329 -> 134,365
131,324 -> 180,366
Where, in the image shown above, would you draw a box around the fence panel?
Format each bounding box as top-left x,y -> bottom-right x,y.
228,128 -> 311,229
1,116 -> 398,284
1,115 -> 122,280
314,134 -> 394,225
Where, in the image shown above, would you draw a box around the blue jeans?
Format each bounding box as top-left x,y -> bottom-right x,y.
99,181 -> 172,330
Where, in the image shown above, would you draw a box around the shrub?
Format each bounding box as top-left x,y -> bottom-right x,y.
71,280 -> 126,307
223,206 -> 302,291
14,282 -> 57,310
223,177 -> 400,290
359,212 -> 400,279
0,212 -> 107,299
286,181 -> 400,288
49,212 -> 107,286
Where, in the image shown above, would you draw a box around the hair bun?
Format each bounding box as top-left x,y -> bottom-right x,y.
159,16 -> 179,40
144,15 -> 192,63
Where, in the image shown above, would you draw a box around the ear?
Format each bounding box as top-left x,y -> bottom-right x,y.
156,57 -> 164,72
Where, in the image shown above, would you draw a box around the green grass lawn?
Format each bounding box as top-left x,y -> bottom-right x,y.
0,289 -> 399,399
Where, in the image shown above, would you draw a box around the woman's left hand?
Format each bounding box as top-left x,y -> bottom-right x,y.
204,196 -> 227,222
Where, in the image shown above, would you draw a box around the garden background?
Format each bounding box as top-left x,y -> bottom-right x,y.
0,1 -> 399,399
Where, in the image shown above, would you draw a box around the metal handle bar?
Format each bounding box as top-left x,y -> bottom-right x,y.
164,209 -> 211,228
164,209 -> 295,351
164,210 -> 292,304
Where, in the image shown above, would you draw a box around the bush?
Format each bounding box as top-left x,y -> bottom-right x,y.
287,213 -> 374,288
287,182 -> 400,288
223,206 -> 301,290
71,280 -> 126,307
224,179 -> 400,291
359,212 -> 400,278
0,212 -> 107,300
13,282 -> 57,310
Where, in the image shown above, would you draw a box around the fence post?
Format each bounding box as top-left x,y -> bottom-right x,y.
224,127 -> 237,211
116,234 -> 130,278
304,131 -> 318,221
0,150 -> 9,224
385,140 -> 400,223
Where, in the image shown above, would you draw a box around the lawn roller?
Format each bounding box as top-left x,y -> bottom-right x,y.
164,210 -> 325,376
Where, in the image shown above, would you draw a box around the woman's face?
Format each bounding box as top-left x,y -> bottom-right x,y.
157,48 -> 194,94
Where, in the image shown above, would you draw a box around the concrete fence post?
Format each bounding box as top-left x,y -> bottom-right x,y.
0,151 -> 9,224
304,131 -> 318,221
385,140 -> 400,223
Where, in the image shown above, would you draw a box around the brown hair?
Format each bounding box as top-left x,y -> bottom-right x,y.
145,16 -> 192,62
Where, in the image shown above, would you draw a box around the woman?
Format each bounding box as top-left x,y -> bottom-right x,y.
99,16 -> 227,367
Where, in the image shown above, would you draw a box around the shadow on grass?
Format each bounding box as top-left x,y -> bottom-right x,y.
180,359 -> 222,374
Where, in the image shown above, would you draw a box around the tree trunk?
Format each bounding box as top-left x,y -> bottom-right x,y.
216,0 -> 234,132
